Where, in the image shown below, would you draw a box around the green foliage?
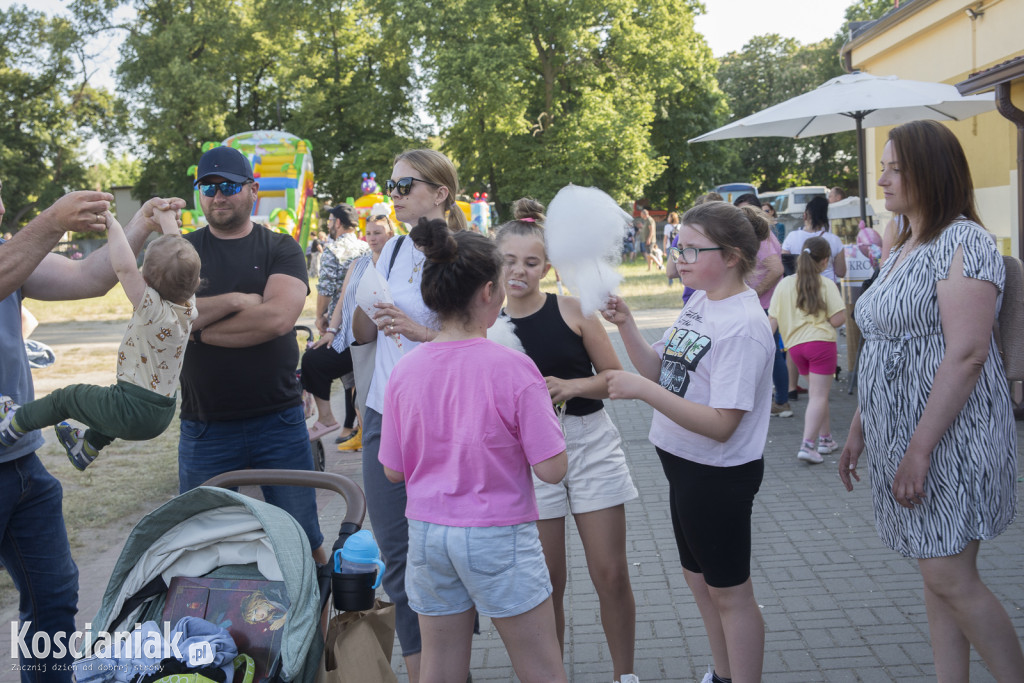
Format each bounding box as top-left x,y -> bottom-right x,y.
397,0 -> 723,214
86,152 -> 143,190
0,4 -> 119,228
112,0 -> 419,208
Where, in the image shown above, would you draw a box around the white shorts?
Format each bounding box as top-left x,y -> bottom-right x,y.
533,408 -> 638,519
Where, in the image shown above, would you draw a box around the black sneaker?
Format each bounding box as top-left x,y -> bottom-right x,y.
788,390 -> 799,402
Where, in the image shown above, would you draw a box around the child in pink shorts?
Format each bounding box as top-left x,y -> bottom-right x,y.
768,236 -> 847,464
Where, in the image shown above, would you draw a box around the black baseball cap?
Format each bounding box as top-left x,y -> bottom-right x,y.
195,146 -> 254,185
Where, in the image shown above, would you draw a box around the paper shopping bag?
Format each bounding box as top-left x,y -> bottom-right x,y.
323,599 -> 397,683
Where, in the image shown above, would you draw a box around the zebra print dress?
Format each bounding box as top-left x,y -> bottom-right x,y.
854,219 -> 1018,559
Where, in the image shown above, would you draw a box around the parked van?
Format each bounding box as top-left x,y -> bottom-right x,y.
713,182 -> 757,205
770,185 -> 828,237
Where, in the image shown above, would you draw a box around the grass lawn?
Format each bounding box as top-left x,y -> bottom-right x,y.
0,255 -> 684,606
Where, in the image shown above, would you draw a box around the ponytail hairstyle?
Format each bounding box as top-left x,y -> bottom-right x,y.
680,201 -> 759,278
394,149 -> 467,232
494,197 -> 546,253
740,204 -> 771,242
795,236 -> 831,317
409,217 -> 502,326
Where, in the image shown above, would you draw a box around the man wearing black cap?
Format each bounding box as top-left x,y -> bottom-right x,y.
179,146 -> 326,563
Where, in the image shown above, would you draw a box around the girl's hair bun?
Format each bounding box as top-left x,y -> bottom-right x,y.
409,217 -> 457,264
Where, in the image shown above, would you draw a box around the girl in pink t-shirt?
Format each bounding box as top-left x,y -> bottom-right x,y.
378,217 -> 568,683
603,202 -> 774,683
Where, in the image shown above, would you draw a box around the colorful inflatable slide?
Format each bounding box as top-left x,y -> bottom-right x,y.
184,130 -> 317,249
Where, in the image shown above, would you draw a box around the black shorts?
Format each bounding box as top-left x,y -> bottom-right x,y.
656,448 -> 763,588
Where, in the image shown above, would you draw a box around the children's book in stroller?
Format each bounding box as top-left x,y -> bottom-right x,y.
84,470 -> 366,683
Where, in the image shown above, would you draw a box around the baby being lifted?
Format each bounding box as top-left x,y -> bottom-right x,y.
0,208 -> 200,470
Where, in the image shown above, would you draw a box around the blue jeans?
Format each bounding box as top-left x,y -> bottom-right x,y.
763,309 -> 789,404
0,454 -> 79,683
178,405 -> 324,551
773,331 -> 789,404
361,408 -> 421,656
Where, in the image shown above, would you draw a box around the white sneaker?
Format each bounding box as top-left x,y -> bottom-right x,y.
700,671 -> 714,683
618,676 -> 640,683
797,445 -> 824,464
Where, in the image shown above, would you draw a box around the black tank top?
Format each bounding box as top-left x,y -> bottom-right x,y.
507,293 -> 603,416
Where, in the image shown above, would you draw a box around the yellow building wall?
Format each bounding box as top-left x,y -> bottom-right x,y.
847,0 -> 1024,245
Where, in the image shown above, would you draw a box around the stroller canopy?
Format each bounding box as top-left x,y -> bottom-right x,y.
90,486 -> 320,683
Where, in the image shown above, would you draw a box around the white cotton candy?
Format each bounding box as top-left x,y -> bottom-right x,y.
545,184 -> 630,316
486,314 -> 525,353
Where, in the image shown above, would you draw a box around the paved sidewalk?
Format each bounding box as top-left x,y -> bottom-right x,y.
3,309 -> 1022,682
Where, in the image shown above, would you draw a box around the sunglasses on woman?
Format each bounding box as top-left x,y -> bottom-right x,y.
198,181 -> 251,197
669,246 -> 724,264
385,176 -> 441,196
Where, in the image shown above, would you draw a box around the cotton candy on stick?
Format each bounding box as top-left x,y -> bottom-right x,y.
486,313 -> 525,353
354,267 -> 403,352
545,184 -> 630,316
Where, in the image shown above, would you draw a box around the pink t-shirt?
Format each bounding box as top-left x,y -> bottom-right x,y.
746,233 -> 782,309
649,288 -> 774,467
379,337 -> 566,527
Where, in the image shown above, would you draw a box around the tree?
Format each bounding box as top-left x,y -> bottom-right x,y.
391,0 -> 728,213
109,0 -> 420,207
0,4 -> 119,228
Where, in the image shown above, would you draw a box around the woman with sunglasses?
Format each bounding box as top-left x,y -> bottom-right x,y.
352,149 -> 467,683
603,201 -> 774,683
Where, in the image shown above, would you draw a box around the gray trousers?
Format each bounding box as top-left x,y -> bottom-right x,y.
361,407 -> 420,656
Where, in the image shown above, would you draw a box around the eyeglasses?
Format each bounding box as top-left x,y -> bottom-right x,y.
669,246 -> 724,264
198,181 -> 251,197
384,176 -> 440,196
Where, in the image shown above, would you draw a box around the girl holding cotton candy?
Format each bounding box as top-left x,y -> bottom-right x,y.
602,201 -> 774,683
496,197 -> 639,683
351,149 -> 467,683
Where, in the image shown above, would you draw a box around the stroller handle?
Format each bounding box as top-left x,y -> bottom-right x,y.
202,469 -> 366,529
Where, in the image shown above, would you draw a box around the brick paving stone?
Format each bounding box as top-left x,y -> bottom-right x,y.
2,309 -> 1021,683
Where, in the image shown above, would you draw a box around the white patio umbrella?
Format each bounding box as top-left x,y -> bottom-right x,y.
690,71 -> 996,221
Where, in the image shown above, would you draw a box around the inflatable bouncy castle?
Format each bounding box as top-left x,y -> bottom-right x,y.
184,130 -> 318,249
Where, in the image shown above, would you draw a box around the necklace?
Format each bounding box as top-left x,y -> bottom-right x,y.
409,244 -> 424,283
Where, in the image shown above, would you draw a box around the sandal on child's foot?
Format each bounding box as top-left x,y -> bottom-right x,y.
55,422 -> 98,471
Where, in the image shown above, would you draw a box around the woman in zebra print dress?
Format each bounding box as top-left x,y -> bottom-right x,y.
839,120 -> 1023,681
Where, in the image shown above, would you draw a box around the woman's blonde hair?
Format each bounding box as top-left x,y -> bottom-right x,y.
394,149 -> 467,232
494,197 -> 546,253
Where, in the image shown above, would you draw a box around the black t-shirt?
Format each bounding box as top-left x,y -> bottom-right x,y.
507,293 -> 603,417
180,225 -> 309,421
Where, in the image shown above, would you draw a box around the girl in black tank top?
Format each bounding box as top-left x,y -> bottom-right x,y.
496,200 -> 639,683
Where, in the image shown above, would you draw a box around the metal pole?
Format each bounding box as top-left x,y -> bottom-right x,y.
856,115 -> 868,225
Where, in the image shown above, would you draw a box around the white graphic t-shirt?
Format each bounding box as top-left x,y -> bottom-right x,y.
116,287 -> 197,396
649,288 -> 774,467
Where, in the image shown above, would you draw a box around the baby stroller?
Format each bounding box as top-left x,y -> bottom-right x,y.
85,470 -> 366,683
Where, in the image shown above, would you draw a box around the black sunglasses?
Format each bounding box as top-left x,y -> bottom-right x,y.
198,181 -> 251,198
385,176 -> 441,196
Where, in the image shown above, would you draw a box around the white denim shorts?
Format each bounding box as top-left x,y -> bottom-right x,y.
406,519 -> 552,619
533,408 -> 638,520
